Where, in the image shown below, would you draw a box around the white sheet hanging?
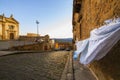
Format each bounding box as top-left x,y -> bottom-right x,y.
73,18 -> 120,64
73,39 -> 89,60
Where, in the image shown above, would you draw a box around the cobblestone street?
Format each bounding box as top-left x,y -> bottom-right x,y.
0,51 -> 69,80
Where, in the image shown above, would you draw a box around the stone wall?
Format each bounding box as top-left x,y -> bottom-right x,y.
72,0 -> 120,80
90,41 -> 120,80
73,0 -> 120,41
9,43 -> 46,51
0,40 -> 36,50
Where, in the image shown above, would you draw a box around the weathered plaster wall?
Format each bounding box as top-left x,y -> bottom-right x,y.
90,41 -> 120,80
80,0 -> 120,40
73,0 -> 120,80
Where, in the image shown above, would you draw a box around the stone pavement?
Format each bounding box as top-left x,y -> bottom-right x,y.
0,51 -> 33,56
61,51 -> 97,80
0,51 -> 16,56
60,51 -> 73,80
0,51 -> 69,80
0,51 -> 97,80
73,59 -> 97,80
0,51 -> 47,56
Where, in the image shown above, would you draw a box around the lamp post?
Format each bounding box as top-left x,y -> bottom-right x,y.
36,20 -> 39,40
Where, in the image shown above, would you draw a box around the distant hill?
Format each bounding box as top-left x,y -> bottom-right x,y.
52,38 -> 73,43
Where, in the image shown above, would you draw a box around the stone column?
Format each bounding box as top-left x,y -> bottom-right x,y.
2,23 -> 5,40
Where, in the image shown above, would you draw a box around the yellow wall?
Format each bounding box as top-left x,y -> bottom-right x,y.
0,15 -> 19,40
55,43 -> 59,49
0,24 -> 2,39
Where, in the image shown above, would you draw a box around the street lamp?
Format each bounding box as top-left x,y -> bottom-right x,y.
36,20 -> 39,39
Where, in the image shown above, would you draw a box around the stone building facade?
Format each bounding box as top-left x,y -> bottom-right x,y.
73,0 -> 120,42
54,42 -> 72,50
0,14 -> 19,40
73,0 -> 120,80
27,33 -> 40,37
18,34 -> 51,51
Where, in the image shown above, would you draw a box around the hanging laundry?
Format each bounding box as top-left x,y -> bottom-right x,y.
73,39 -> 89,60
73,18 -> 120,64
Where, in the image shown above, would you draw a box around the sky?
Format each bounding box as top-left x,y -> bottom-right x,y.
0,0 -> 73,38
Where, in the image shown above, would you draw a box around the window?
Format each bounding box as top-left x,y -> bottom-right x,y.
9,25 -> 14,29
74,4 -> 81,13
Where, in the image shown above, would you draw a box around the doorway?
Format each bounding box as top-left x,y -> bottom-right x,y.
10,33 -> 14,40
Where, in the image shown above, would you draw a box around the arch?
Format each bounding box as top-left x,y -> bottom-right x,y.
10,33 -> 14,40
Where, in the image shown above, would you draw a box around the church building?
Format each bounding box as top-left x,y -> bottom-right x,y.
0,14 -> 19,40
